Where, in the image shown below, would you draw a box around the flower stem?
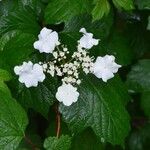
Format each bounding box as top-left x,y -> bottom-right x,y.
56,105 -> 61,138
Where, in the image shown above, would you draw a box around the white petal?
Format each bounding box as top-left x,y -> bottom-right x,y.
92,55 -> 121,82
39,27 -> 52,39
78,28 -> 99,49
79,28 -> 87,34
14,66 -> 21,75
15,61 -> 45,88
34,28 -> 59,53
56,84 -> 79,106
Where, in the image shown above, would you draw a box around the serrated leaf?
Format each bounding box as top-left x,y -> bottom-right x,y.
0,68 -> 12,95
17,77 -> 58,118
112,0 -> 134,10
0,91 -> 28,150
141,92 -> 150,117
44,135 -> 71,150
44,0 -> 91,24
0,1 -> 41,36
126,59 -> 150,93
0,32 -> 35,71
92,0 -> 110,21
59,74 -> 130,146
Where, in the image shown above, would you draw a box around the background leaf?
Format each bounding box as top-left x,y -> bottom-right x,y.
44,0 -> 91,24
92,0 -> 110,21
135,0 -> 150,10
112,0 -> 134,10
0,91 -> 28,150
141,92 -> 150,117
0,68 -> 12,95
126,59 -> 150,93
44,135 -> 71,150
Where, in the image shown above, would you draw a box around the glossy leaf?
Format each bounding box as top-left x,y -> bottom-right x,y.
0,91 -> 28,149
0,68 -> 12,95
60,74 -> 130,146
112,0 -> 134,10
0,31 -> 35,71
92,0 -> 110,21
71,129 -> 104,150
44,135 -> 71,150
64,13 -> 113,39
44,0 -> 91,24
17,77 -> 58,118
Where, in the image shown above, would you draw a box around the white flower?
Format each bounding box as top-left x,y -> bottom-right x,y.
14,61 -> 45,88
78,28 -> 99,49
92,55 -> 121,82
56,84 -> 79,106
34,27 -> 60,53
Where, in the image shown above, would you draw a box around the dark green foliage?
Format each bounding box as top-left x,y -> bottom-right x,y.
0,0 -> 150,149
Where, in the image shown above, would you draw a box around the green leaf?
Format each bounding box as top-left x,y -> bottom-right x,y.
0,0 -> 17,16
0,30 -> 21,52
141,92 -> 150,117
147,16 -> 150,30
135,0 -> 150,10
71,129 -> 104,150
64,13 -> 113,39
0,68 -> 12,95
60,74 -> 130,146
17,77 -> 58,118
126,59 -> 150,93
105,30 -> 134,65
0,31 -> 35,71
44,135 -> 71,150
128,124 -> 150,150
92,0 -> 110,21
112,0 -> 134,10
0,2 -> 41,36
0,69 -> 11,81
0,91 -> 28,149
44,0 -> 91,24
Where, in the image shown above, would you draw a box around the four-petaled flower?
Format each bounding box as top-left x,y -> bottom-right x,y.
56,83 -> 79,106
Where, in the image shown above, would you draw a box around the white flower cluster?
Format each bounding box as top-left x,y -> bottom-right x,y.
14,27 -> 121,106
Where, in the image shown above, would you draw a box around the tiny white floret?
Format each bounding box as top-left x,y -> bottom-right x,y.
34,27 -> 60,53
56,84 -> 79,106
78,28 -> 99,49
92,55 -> 121,82
14,61 -> 45,88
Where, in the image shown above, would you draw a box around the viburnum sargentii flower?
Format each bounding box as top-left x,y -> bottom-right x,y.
14,27 -> 121,106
